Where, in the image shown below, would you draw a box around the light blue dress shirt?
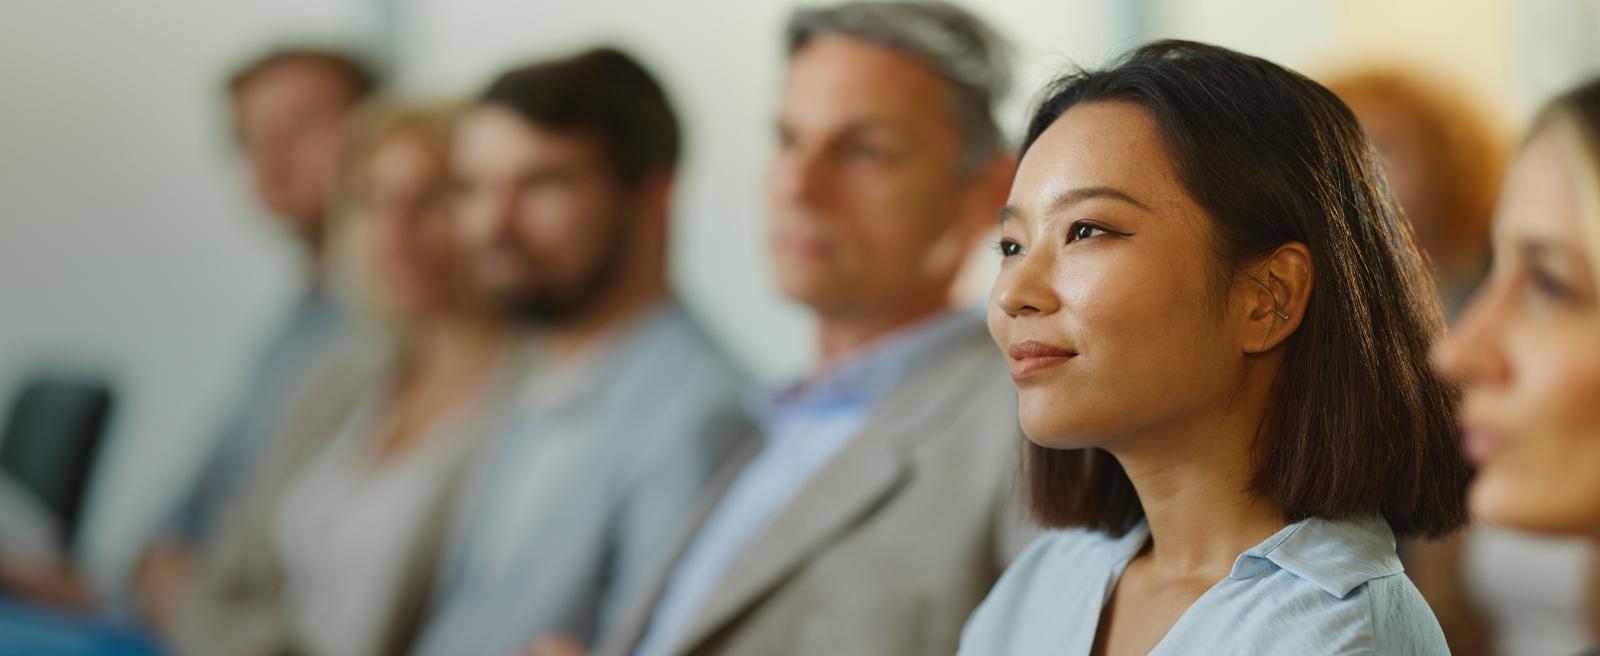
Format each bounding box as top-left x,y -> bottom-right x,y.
958,516 -> 1449,655
632,310 -> 983,656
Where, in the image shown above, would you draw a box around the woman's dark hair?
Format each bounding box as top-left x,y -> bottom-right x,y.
1021,40 -> 1471,539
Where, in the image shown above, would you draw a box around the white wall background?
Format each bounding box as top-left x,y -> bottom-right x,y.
1,0 -> 1597,594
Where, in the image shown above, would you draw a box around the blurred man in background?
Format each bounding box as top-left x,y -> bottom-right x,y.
534,3 -> 1034,656
134,48 -> 377,625
408,48 -> 755,656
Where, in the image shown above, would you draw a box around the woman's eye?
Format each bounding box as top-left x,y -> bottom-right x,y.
845,142 -> 883,161
1527,265 -> 1573,301
1068,223 -> 1105,243
997,239 -> 1024,257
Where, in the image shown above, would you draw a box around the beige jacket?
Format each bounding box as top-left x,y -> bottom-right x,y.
168,337 -> 527,656
597,320 -> 1038,656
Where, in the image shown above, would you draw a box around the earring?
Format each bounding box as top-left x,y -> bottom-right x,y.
1272,307 -> 1289,320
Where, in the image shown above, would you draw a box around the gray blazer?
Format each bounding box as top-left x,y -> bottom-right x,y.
411,302 -> 757,656
596,320 -> 1037,656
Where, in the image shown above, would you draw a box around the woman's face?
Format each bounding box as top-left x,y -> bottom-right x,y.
989,101 -> 1258,448
1435,129 -> 1600,536
359,132 -> 470,318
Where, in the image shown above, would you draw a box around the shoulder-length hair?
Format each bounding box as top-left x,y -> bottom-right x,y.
1022,40 -> 1471,539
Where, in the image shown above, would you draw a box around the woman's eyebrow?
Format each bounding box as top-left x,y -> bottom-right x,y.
1044,185 -> 1148,212
1000,185 -> 1148,225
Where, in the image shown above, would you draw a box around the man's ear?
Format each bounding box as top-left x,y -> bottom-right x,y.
957,153 -> 1017,239
1242,241 -> 1314,354
637,167 -> 676,233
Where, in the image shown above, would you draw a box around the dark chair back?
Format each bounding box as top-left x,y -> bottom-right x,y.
0,376 -> 115,549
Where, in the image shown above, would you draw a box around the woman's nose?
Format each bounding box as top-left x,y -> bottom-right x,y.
992,248 -> 1058,318
1433,273 -> 1512,387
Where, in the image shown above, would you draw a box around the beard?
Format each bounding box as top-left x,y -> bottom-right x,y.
492,209 -> 632,326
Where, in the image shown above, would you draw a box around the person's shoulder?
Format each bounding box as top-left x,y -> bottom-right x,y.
1361,571 -> 1452,654
958,528 -> 1115,655
635,300 -> 751,388
1007,527 -> 1116,571
975,527 -> 1126,613
1204,565 -> 1448,655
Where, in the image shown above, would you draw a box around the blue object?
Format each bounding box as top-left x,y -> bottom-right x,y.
0,597 -> 166,656
956,516 -> 1451,655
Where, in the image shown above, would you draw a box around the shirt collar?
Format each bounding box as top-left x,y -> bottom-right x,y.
1230,516 -> 1402,599
747,308 -> 983,428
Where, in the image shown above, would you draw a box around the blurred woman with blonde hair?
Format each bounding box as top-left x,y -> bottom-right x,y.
1435,79 -> 1600,656
159,101 -> 522,656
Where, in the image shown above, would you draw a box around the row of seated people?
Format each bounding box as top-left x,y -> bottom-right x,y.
6,1 -> 1600,655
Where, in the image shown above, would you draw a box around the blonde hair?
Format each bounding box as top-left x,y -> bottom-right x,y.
1532,83 -> 1600,291
326,99 -> 467,329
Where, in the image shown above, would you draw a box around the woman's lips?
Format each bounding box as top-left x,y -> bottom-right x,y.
1008,340 -> 1076,379
1461,423 -> 1509,465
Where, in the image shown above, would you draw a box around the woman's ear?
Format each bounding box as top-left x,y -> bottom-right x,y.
1242,241 -> 1314,353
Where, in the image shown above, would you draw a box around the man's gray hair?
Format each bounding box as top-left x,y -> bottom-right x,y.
787,1 -> 1014,177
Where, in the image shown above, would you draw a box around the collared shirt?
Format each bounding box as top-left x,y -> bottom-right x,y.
632,309 -> 983,656
958,516 -> 1450,655
165,289 -> 344,543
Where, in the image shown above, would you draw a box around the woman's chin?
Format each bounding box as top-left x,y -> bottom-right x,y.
1470,469 -> 1600,536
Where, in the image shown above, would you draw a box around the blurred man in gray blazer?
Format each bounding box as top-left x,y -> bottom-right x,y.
409,49 -> 755,656
533,4 -> 1034,656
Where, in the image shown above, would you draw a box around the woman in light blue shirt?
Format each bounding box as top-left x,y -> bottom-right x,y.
961,40 -> 1471,655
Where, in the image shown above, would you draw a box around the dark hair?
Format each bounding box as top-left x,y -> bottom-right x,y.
1021,40 -> 1471,539
482,48 -> 680,186
786,1 -> 1014,176
228,48 -> 380,103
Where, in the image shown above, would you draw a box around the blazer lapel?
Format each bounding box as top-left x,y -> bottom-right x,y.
671,325 -> 997,656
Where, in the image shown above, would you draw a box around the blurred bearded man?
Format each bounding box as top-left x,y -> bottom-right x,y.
408,48 -> 755,656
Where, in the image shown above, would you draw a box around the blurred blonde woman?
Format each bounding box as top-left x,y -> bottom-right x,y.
162,101 -> 521,656
1435,79 -> 1600,656
1328,70 -> 1595,656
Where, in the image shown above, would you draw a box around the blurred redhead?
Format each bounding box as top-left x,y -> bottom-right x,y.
1328,70 -> 1506,319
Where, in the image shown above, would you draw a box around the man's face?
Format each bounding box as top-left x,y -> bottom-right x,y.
769,36 -> 987,317
233,61 -> 355,241
452,105 -> 631,322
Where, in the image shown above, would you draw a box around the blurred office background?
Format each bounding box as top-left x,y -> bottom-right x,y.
1,0 -> 1597,598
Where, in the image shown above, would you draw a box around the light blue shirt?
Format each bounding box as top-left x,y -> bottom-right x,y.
632,309 -> 983,656
958,516 -> 1449,655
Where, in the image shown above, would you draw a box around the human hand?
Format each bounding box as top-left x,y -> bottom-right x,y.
0,556 -> 94,610
518,634 -> 588,656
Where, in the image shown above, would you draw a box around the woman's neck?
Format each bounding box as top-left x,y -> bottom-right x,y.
371,310 -> 506,462
1111,364 -> 1290,580
410,310 -> 506,384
